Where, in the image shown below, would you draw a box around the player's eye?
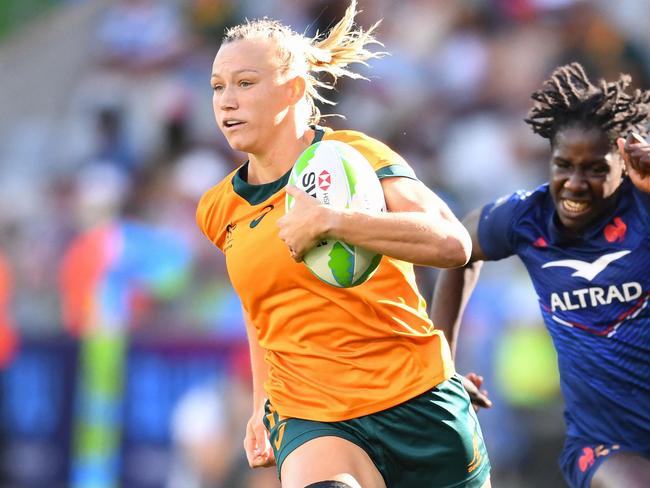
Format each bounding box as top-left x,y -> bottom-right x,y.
212,83 -> 224,92
239,80 -> 253,88
590,165 -> 609,176
553,159 -> 571,169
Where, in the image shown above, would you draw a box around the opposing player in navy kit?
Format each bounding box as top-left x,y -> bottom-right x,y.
431,62 -> 650,488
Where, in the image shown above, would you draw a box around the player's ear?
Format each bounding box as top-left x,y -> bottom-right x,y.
287,75 -> 306,104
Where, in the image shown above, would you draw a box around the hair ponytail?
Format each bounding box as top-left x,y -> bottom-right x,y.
301,0 -> 384,123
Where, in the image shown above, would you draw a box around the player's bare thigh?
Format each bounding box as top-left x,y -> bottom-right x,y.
280,435 -> 386,488
591,451 -> 650,488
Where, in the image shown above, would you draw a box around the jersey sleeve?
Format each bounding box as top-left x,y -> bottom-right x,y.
196,180 -> 230,252
478,190 -> 531,260
327,130 -> 417,180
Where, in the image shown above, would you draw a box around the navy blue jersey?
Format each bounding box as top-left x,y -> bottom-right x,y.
478,178 -> 650,452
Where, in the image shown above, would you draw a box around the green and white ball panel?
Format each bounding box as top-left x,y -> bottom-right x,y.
304,241 -> 384,288
286,140 -> 386,288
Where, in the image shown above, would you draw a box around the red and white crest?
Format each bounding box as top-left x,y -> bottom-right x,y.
318,170 -> 331,191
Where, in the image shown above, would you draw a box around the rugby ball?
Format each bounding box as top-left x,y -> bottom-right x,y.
286,140 -> 385,288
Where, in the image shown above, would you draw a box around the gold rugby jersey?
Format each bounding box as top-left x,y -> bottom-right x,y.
196,127 -> 454,421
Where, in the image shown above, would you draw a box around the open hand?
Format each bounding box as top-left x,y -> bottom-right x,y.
462,372 -> 492,412
618,133 -> 650,194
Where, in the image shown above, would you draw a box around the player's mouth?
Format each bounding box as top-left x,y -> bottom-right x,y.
222,119 -> 246,131
560,198 -> 590,216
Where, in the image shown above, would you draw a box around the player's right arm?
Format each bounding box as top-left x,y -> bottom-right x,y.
242,308 -> 275,468
430,208 -> 487,360
430,208 -> 494,410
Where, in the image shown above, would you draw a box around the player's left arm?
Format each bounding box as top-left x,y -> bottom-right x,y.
618,133 -> 650,194
278,177 -> 471,268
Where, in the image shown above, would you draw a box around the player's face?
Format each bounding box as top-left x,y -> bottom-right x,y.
549,126 -> 625,233
210,39 -> 296,154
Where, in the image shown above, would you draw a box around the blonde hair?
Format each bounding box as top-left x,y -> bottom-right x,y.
223,0 -> 385,124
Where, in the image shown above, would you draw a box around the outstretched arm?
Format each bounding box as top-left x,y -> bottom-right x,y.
278,177 -> 472,268
430,208 -> 487,359
431,209 -> 492,409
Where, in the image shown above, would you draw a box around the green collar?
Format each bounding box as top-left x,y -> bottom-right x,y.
232,126 -> 325,205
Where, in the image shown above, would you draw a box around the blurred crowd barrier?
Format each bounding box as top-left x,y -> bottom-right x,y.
0,0 -> 648,487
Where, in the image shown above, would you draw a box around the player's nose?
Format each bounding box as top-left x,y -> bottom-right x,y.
563,171 -> 588,192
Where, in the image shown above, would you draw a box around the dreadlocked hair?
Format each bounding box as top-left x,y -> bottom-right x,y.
525,62 -> 650,145
223,0 -> 385,125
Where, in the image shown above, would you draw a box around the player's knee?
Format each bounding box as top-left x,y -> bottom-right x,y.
304,482 -> 355,488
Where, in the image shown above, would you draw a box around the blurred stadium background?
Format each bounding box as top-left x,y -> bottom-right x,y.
0,0 -> 648,487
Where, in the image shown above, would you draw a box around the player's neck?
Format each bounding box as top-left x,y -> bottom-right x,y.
248,125 -> 314,184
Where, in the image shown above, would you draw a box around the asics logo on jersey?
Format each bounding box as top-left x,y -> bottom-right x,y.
249,205 -> 274,228
541,250 -> 630,281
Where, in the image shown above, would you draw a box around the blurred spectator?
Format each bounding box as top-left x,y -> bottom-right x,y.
0,252 -> 15,486
167,380 -> 237,488
71,0 -> 196,166
91,106 -> 136,175
0,251 -> 17,368
58,171 -> 195,488
0,247 -> 17,486
167,350 -> 281,488
554,2 -> 650,88
59,211 -> 192,335
185,0 -> 240,42
96,0 -> 188,74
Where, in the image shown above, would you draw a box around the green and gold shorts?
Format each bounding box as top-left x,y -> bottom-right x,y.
263,374 -> 490,487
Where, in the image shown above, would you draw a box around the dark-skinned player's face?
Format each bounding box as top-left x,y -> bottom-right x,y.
549,126 -> 625,233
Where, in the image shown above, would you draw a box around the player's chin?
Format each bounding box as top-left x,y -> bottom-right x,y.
222,132 -> 254,153
557,204 -> 594,230
558,214 -> 592,233
225,139 -> 250,153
